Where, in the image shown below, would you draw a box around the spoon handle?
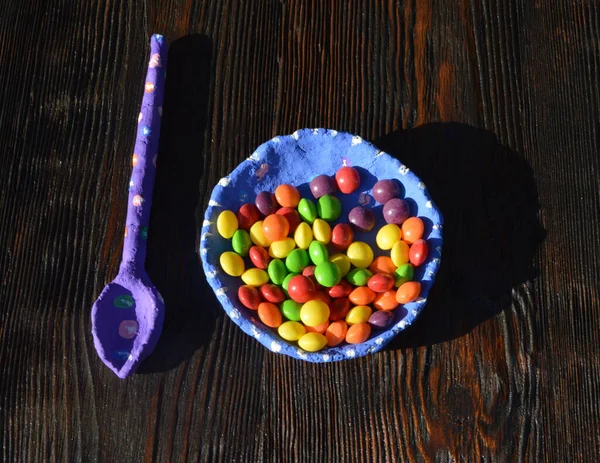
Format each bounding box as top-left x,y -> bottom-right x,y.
121,34 -> 168,271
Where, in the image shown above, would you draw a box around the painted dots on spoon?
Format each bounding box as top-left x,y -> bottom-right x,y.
113,294 -> 135,309
119,320 -> 139,339
133,195 -> 144,207
145,82 -> 155,93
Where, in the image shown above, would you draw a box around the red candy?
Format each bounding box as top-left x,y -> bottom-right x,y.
249,246 -> 270,269
335,166 -> 360,194
237,203 -> 261,230
409,239 -> 428,266
328,280 -> 353,298
329,298 -> 351,321
276,207 -> 302,233
314,290 -> 332,306
367,273 -> 395,293
238,285 -> 262,310
287,275 -> 317,303
260,284 -> 286,303
331,223 -> 354,250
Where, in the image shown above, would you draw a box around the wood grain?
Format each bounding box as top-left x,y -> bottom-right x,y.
1,0 -> 599,461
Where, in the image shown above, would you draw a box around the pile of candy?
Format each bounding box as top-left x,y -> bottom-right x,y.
216,166 -> 428,353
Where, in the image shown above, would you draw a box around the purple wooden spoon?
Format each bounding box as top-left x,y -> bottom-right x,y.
91,34 -> 167,378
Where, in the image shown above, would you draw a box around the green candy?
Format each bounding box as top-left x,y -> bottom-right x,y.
394,263 -> 415,287
282,272 -> 300,296
308,240 -> 329,265
317,194 -> 342,222
268,259 -> 288,285
281,299 -> 302,321
297,198 -> 318,224
286,249 -> 310,273
314,261 -> 341,288
346,268 -> 373,286
231,229 -> 252,256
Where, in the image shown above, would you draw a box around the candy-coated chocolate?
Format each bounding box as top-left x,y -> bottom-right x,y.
217,210 -> 238,239
331,223 -> 354,250
317,195 -> 342,222
308,240 -> 329,265
268,237 -> 296,258
335,166 -> 360,194
396,281 -> 421,304
275,184 -> 301,208
268,259 -> 288,285
238,285 -> 262,310
312,219 -> 332,244
376,224 -> 402,250
294,222 -> 313,249
249,246 -> 270,269
348,206 -> 375,232
401,217 -> 424,244
281,299 -> 302,321
372,179 -> 400,204
232,229 -> 252,256
260,284 -> 286,303
369,256 -> 397,275
345,268 -> 373,286
329,298 -> 351,321
313,290 -> 332,306
220,251 -> 245,276
305,319 -> 329,334
409,239 -> 428,266
278,321 -> 306,341
325,320 -> 348,346
237,203 -> 261,230
346,241 -> 374,268
314,261 -> 341,287
394,263 -> 414,287
373,290 -> 399,311
298,332 -> 327,352
262,214 -> 289,243
310,174 -> 337,199
297,198 -> 318,224
241,268 -> 269,287
367,273 -> 395,293
302,265 -> 316,278
346,323 -> 371,344
390,240 -> 410,267
328,280 -> 353,298
257,302 -> 282,328
282,272 -> 299,294
250,221 -> 272,247
348,286 -> 376,305
383,198 -> 410,225
300,300 -> 330,326
255,191 -> 279,216
286,248 -> 310,273
368,310 -> 394,329
287,275 -> 317,303
346,305 -> 372,325
330,253 -> 351,277
276,207 -> 302,232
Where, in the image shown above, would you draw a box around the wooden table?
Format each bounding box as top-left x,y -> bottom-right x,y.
1,1 -> 599,461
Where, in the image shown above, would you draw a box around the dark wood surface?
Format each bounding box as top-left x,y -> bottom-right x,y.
1,0 -> 599,461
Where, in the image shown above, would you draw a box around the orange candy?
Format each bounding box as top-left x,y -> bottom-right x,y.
396,281 -> 421,304
306,319 -> 330,334
262,214 -> 290,242
325,320 -> 348,346
373,290 -> 399,311
257,302 -> 283,328
401,217 -> 424,245
348,286 -> 376,305
369,256 -> 397,275
275,184 -> 301,208
346,323 -> 371,344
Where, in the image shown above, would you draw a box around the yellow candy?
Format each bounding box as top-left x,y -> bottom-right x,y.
346,241 -> 374,268
241,268 -> 269,287
330,253 -> 351,277
376,224 -> 402,250
219,251 -> 245,276
298,332 -> 327,352
345,305 -> 372,325
278,321 -> 306,341
250,220 -> 272,247
390,240 -> 410,267
269,238 -> 296,258
312,218 -> 332,244
216,210 -> 238,239
300,300 -> 330,327
294,222 -> 313,249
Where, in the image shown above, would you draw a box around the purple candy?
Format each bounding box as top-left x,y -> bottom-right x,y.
310,174 -> 336,199
372,179 -> 400,204
368,311 -> 394,329
383,198 -> 410,225
255,191 -> 279,216
348,206 -> 375,232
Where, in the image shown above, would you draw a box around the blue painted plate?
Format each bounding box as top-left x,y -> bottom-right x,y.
200,129 -> 443,362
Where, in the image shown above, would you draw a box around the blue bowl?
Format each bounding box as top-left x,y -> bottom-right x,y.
200,129 -> 443,362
